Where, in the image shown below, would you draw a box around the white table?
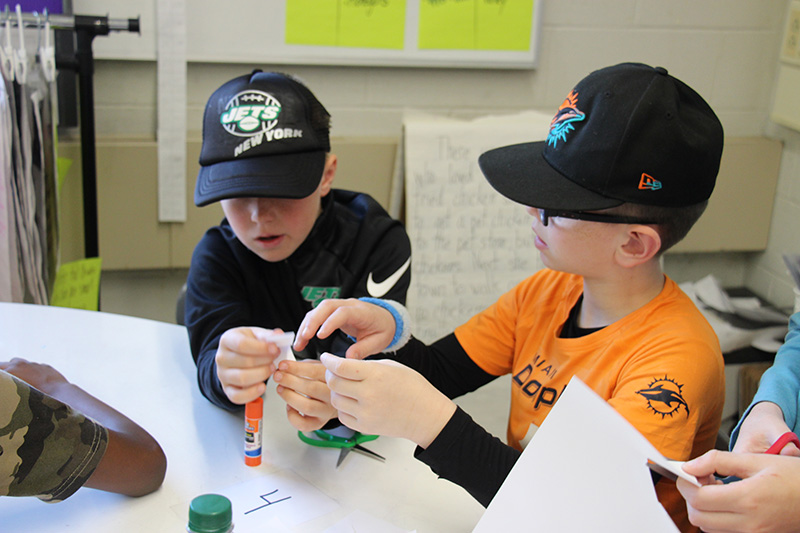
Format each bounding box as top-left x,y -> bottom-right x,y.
0,303 -> 485,532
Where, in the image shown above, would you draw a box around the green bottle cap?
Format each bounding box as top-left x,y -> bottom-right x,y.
187,494 -> 233,533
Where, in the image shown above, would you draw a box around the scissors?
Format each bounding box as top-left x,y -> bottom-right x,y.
298,427 -> 386,467
764,431 -> 800,454
720,431 -> 800,483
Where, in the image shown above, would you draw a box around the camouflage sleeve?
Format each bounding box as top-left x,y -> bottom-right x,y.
0,370 -> 109,502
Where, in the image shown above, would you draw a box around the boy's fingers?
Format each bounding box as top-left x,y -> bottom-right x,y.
285,407 -> 326,432
295,300 -> 346,349
221,334 -> 266,356
220,364 -> 273,387
320,352 -> 366,381
781,442 -> 800,457
222,382 -> 265,405
685,450 -> 764,481
278,360 -> 325,380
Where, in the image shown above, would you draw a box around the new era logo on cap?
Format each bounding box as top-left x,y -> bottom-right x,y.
638,173 -> 662,191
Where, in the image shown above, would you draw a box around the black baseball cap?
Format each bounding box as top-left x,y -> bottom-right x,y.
195,71 -> 331,207
478,62 -> 724,211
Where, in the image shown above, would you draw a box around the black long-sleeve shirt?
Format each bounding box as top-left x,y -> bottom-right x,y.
185,190 -> 412,410
387,334 -> 521,507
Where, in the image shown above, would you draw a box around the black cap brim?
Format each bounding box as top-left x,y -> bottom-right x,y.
195,150 -> 326,206
478,142 -> 623,211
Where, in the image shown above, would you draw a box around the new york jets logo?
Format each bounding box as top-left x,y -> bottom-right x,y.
220,90 -> 281,137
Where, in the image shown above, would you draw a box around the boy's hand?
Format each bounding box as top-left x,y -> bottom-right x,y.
0,357 -> 70,393
320,353 -> 456,448
678,450 -> 800,532
733,401 -> 799,455
273,360 -> 337,432
215,327 -> 284,405
294,298 -> 396,359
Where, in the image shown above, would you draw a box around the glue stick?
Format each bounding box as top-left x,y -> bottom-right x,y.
244,397 -> 263,466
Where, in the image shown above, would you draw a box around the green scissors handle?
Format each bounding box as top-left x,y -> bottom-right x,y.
298,430 -> 385,466
297,430 -> 379,448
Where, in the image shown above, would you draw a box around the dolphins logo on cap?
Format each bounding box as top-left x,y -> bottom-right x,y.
547,90 -> 585,147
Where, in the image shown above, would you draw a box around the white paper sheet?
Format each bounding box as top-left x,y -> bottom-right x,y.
474,377 -> 690,533
323,510 -> 413,533
172,469 -> 339,532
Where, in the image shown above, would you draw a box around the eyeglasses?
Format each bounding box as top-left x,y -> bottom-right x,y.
538,208 -> 659,227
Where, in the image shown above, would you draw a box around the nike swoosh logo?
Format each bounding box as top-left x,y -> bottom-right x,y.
366,257 -> 411,298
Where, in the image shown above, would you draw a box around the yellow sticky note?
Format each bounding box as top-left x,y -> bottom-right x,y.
476,0 -> 534,51
419,0 -> 474,50
56,157 -> 72,196
419,0 -> 534,51
338,0 -> 406,50
286,0 -> 339,46
338,0 -> 405,49
286,0 -> 405,49
50,258 -> 102,311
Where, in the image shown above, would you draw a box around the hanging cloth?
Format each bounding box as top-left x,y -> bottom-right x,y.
7,14 -> 48,304
27,57 -> 55,300
0,61 -> 21,302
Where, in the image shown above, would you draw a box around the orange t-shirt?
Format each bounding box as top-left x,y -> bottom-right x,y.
454,269 -> 724,532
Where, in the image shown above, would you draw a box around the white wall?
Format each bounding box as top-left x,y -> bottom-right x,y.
92,1 -> 787,140
748,122 -> 800,309
82,0 -> 799,317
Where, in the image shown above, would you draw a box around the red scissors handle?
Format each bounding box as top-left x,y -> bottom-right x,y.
765,431 -> 800,454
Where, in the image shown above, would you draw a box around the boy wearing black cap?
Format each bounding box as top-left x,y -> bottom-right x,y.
294,63 -> 725,531
185,71 -> 412,431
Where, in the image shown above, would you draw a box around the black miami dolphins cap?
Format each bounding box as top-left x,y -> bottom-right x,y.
195,70 -> 331,207
478,62 -> 724,210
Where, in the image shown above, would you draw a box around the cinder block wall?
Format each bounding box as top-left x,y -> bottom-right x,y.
58,0 -> 798,319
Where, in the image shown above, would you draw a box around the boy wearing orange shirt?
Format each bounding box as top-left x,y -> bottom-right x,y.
295,62 -> 725,532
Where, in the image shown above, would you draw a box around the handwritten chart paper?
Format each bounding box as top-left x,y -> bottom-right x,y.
286,0 -> 406,49
474,377 -> 683,532
403,111 -> 551,342
419,0 -> 535,51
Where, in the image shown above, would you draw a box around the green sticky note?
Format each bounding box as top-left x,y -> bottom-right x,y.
419,0 -> 534,51
50,258 -> 102,311
286,0 -> 405,49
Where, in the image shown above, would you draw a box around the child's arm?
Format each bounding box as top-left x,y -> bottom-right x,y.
320,354 -> 456,448
732,401 -> 796,454
319,352 -> 520,506
731,313 -> 800,452
0,358 -> 167,497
